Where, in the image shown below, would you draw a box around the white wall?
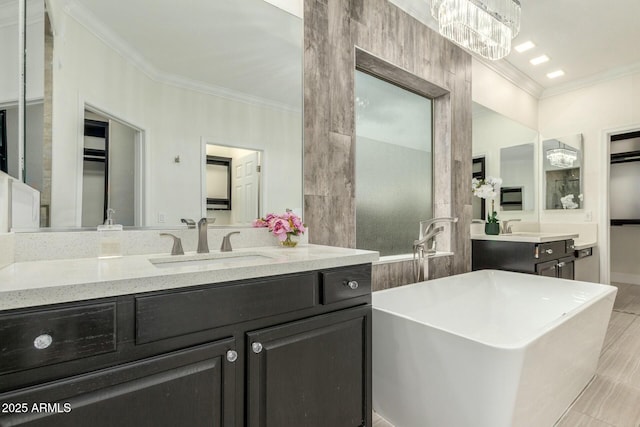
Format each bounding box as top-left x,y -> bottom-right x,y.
0,171 -> 10,233
0,18 -> 20,104
472,58 -> 539,130
538,71 -> 640,283
49,4 -> 301,227
0,6 -> 41,103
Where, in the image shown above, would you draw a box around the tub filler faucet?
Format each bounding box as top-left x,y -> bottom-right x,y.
413,217 -> 458,282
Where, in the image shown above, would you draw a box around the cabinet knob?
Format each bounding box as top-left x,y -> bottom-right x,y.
33,334 -> 53,350
545,249 -> 554,254
226,350 -> 238,363
557,262 -> 566,268
346,280 -> 359,290
252,342 -> 263,354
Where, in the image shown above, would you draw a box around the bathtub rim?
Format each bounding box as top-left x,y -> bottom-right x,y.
372,270 -> 617,351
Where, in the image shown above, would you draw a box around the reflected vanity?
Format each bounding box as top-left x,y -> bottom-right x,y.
471,102 -> 538,219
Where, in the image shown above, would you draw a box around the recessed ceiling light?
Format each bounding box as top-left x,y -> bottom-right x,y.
547,70 -> 565,79
530,55 -> 550,65
514,41 -> 535,53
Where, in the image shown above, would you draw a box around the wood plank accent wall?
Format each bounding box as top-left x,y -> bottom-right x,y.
303,0 -> 472,287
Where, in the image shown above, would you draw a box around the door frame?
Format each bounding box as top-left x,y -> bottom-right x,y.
600,123 -> 640,284
200,138 -> 263,221
76,99 -> 148,227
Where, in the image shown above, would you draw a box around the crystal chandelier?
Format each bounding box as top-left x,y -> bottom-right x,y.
546,148 -> 577,168
430,0 -> 521,60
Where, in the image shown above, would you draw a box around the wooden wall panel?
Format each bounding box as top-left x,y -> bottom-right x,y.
304,0 -> 472,288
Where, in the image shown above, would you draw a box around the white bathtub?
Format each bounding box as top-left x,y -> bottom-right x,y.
372,270 -> 617,427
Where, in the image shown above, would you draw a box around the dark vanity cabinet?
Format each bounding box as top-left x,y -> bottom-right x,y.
0,264 -> 372,427
472,239 -> 576,279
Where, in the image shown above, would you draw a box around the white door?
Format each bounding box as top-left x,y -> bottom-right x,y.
232,151 -> 260,224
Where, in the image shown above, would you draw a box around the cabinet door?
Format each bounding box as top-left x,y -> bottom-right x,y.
0,338 -> 236,427
536,260 -> 558,277
247,305 -> 371,427
558,257 -> 575,280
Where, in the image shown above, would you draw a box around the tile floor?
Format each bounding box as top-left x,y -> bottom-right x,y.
372,282 -> 640,427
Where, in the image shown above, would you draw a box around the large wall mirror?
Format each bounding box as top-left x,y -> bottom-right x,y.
543,134 -> 583,210
472,102 -> 538,219
7,0 -> 303,230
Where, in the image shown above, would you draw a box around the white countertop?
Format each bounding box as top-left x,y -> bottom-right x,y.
0,244 -> 379,311
471,232 -> 579,243
573,241 -> 596,251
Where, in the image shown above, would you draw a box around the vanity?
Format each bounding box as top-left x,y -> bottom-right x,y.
472,232 -> 578,279
0,244 -> 377,427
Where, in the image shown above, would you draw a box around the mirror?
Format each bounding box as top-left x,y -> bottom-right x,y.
500,143 -> 535,211
13,0 -> 303,230
1,0 -> 43,183
472,102 -> 538,217
543,134 -> 583,210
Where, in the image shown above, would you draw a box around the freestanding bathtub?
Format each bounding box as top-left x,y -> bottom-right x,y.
372,270 -> 617,427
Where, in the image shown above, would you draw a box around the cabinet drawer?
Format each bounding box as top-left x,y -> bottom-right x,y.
136,273 -> 317,344
321,264 -> 371,304
0,302 -> 117,375
535,240 -> 567,261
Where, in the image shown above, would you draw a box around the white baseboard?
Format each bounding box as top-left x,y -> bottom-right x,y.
611,272 -> 640,286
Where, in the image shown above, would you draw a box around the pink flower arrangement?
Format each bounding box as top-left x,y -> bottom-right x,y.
252,210 -> 306,242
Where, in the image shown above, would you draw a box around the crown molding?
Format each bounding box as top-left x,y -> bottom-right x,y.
476,56 -> 544,98
63,0 -> 301,114
540,61 -> 640,99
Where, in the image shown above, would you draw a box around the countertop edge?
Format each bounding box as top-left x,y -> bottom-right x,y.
470,233 -> 579,243
0,245 -> 379,311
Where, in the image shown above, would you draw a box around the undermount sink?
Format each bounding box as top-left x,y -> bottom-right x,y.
150,252 -> 274,269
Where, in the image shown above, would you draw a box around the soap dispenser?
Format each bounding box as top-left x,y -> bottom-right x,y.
97,208 -> 123,258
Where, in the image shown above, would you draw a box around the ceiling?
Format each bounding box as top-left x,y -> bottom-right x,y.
57,0 -> 640,105
69,0 -> 302,110
389,0 -> 640,97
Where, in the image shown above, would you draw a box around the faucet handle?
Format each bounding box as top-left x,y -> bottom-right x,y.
160,233 -> 184,255
181,218 -> 196,229
221,231 -> 240,252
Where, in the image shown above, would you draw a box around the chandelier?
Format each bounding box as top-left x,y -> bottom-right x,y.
546,148 -> 577,168
430,0 -> 521,60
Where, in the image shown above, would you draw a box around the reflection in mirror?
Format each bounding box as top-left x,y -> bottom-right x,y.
500,143 -> 534,211
204,144 -> 261,226
472,102 -> 538,217
543,134 -> 583,210
81,109 -> 141,227
12,0 -> 302,230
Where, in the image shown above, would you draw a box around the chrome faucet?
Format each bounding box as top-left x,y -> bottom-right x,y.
413,217 -> 458,283
501,219 -> 521,234
414,226 -> 444,254
160,233 -> 184,255
418,217 -> 459,250
197,218 -> 209,253
181,218 -> 196,229
220,231 -> 240,252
